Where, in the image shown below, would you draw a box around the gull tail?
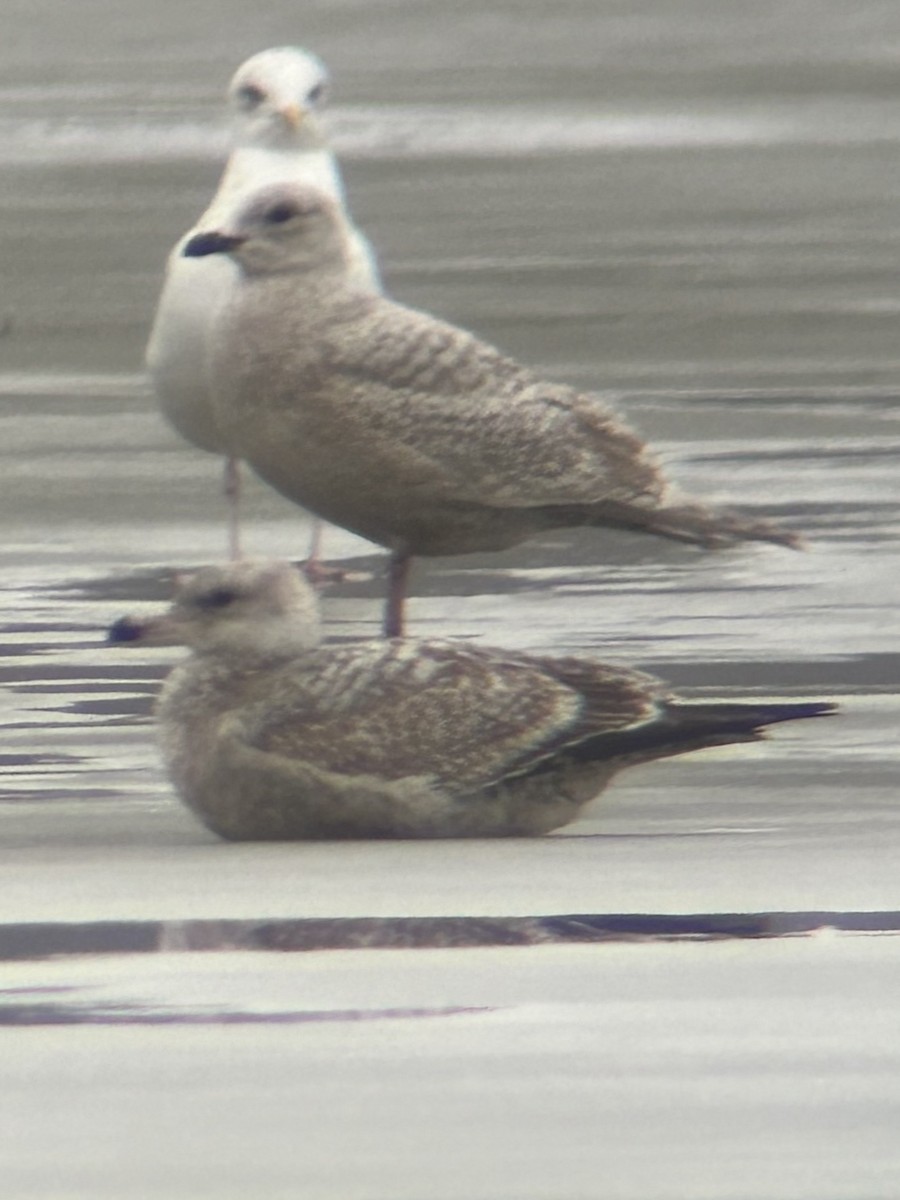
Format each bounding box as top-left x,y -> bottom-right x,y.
661,699 -> 837,744
592,499 -> 804,550
544,699 -> 836,773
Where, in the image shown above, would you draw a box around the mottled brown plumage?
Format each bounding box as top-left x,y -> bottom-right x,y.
108,561 -> 833,841
182,182 -> 801,636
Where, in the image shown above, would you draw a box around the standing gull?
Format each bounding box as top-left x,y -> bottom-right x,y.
109,560 -> 834,841
183,182 -> 802,637
146,46 -> 379,559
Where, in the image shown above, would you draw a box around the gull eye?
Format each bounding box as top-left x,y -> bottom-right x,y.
199,587 -> 239,610
236,83 -> 266,109
306,81 -> 326,105
263,202 -> 298,225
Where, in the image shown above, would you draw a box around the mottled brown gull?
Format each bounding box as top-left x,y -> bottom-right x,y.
146,47 -> 379,559
108,560 -> 833,842
182,183 -> 802,636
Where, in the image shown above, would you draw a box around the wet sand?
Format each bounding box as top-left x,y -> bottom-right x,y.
2,2 -> 900,1196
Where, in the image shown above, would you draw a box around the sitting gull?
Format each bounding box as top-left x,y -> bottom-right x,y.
109,560 -> 834,842
146,47 -> 379,559
183,183 -> 802,637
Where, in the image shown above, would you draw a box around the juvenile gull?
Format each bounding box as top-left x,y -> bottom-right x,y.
108,560 -> 834,842
146,47 -> 379,559
183,183 -> 803,637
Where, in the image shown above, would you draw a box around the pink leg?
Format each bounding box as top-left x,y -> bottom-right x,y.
300,519 -> 353,587
223,456 -> 242,561
306,517 -> 325,565
384,551 -> 411,638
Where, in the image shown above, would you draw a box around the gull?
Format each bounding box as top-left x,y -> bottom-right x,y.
108,560 -> 834,841
182,181 -> 803,637
145,46 -> 379,560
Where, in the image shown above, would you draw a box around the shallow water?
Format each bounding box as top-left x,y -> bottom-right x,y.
5,938 -> 900,1200
3,3 -> 900,1196
3,23 -> 900,1102
3,0 -> 899,823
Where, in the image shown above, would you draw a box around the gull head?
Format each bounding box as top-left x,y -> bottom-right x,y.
108,560 -> 323,662
181,182 -> 349,277
228,46 -> 331,148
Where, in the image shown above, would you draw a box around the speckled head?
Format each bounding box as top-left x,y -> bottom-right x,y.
108,560 -> 323,661
181,182 -> 346,276
227,46 -> 331,148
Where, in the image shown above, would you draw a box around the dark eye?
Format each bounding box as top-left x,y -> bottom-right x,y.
236,83 -> 266,108
306,81 -> 326,105
199,587 -> 239,610
264,202 -> 298,225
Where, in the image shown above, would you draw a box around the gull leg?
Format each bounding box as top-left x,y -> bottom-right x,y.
300,519 -> 348,586
384,551 -> 411,639
223,456 -> 242,561
306,517 -> 324,566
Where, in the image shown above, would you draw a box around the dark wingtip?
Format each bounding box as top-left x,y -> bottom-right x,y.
750,700 -> 837,726
107,616 -> 144,644
671,698 -> 838,741
182,231 -> 245,258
